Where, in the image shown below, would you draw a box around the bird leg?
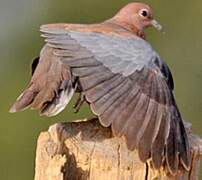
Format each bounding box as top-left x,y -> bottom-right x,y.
73,93 -> 85,113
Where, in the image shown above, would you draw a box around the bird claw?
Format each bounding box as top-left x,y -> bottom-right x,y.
73,93 -> 85,113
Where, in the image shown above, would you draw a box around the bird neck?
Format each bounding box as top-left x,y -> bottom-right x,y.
105,18 -> 145,39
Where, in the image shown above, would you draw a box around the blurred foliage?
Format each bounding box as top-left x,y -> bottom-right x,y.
0,0 -> 202,179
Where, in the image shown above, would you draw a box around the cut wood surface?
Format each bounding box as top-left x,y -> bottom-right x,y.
34,120 -> 202,180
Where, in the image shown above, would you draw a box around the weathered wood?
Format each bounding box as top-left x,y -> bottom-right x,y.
34,120 -> 202,180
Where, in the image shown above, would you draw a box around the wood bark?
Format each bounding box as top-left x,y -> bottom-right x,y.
34,120 -> 202,180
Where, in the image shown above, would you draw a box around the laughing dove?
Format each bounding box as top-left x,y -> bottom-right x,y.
10,2 -> 191,175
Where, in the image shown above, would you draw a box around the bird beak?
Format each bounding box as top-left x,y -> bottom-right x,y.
151,19 -> 163,32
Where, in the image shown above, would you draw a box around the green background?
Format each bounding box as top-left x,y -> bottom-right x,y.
0,0 -> 202,179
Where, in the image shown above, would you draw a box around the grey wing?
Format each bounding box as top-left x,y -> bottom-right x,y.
40,24 -> 190,175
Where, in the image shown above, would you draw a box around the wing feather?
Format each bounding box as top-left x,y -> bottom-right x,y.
79,68 -> 115,90
90,78 -> 131,115
166,112 -> 179,175
124,94 -> 150,150
101,85 -> 139,128
138,101 -> 158,162
151,108 -> 170,169
39,24 -> 191,175
110,85 -> 141,136
85,75 -> 123,103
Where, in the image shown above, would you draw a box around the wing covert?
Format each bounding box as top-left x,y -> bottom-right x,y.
41,24 -> 158,76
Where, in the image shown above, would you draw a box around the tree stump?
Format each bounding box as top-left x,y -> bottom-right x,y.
34,119 -> 202,180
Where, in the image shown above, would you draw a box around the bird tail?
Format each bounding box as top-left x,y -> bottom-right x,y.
9,45 -> 76,117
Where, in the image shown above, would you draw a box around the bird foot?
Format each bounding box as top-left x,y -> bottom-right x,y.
73,93 -> 85,113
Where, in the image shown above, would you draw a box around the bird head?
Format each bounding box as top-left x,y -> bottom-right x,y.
112,2 -> 162,34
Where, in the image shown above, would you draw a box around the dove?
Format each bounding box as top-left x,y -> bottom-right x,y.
10,2 -> 190,175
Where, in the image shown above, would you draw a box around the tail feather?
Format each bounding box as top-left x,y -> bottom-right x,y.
40,79 -> 76,117
10,45 -> 76,116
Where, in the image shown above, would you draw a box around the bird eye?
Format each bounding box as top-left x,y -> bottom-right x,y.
139,9 -> 149,17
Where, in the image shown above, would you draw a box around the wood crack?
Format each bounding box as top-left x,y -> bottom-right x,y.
117,144 -> 121,179
145,162 -> 149,180
88,142 -> 96,179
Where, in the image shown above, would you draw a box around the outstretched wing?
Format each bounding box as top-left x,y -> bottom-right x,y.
40,24 -> 190,175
